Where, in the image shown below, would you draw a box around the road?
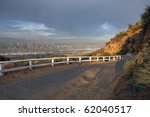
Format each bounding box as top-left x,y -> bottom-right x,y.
0,61 -> 125,100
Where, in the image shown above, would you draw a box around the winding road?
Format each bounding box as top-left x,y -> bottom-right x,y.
0,60 -> 125,100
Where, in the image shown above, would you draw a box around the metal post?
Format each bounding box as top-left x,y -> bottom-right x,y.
52,58 -> 54,66
29,60 -> 32,70
0,63 -> 3,76
67,57 -> 69,64
79,57 -> 82,63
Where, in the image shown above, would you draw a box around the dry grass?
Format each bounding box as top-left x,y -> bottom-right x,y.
133,47 -> 150,85
113,47 -> 150,99
123,60 -> 136,75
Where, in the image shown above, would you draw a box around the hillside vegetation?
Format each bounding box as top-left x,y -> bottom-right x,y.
113,5 -> 150,99
93,5 -> 150,99
93,17 -> 146,56
104,21 -> 143,55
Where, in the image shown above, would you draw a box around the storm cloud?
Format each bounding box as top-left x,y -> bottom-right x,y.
0,0 -> 149,39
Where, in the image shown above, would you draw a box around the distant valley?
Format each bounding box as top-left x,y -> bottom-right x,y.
0,37 -> 103,59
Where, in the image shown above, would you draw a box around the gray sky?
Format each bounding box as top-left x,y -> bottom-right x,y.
0,0 -> 149,40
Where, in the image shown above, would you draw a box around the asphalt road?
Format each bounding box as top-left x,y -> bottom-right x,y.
0,61 -> 125,100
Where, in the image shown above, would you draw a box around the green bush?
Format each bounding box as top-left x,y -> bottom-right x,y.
131,25 -> 141,32
119,49 -> 128,55
124,60 -> 136,75
128,22 -> 141,33
134,65 -> 150,85
111,31 -> 128,41
111,53 -> 118,56
101,52 -> 111,56
141,5 -> 150,33
134,47 -> 150,85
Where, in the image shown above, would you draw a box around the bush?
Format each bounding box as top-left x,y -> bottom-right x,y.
134,47 -> 150,85
119,49 -> 128,55
112,53 -> 118,56
131,24 -> 141,32
101,52 -> 111,56
124,60 -> 136,75
141,5 -> 150,33
111,31 -> 128,41
134,65 -> 150,85
127,22 -> 142,33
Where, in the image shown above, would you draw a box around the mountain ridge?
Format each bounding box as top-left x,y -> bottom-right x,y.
94,21 -> 146,55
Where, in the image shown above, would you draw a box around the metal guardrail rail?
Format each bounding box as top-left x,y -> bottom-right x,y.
0,55 -> 121,76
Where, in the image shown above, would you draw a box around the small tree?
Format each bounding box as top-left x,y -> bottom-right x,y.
141,5 -> 150,33
128,23 -> 132,29
102,52 -> 111,56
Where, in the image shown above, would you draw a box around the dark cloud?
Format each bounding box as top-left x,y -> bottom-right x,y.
0,0 -> 149,38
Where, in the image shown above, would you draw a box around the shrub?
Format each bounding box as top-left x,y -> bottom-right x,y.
141,5 -> 150,33
131,24 -> 141,32
134,65 -> 150,85
119,49 -> 128,55
128,22 -> 141,33
111,31 -> 128,41
112,53 -> 118,56
124,60 -> 136,75
101,52 -> 111,56
134,47 -> 150,85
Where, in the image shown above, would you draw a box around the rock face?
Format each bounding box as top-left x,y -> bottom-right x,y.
103,29 -> 142,54
101,6 -> 150,55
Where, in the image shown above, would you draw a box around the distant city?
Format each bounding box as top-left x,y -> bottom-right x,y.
0,48 -> 99,55
0,37 -> 102,59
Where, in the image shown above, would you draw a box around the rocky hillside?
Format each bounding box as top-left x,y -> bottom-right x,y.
113,5 -> 150,99
93,5 -> 150,56
103,21 -> 143,55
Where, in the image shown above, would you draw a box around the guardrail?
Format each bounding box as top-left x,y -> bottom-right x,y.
0,55 -> 121,76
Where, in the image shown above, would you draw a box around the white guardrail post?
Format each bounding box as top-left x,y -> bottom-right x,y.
29,60 -> 32,70
67,57 -> 69,64
97,57 -> 99,61
0,63 -> 3,76
89,57 -> 92,62
113,56 -> 116,61
119,55 -> 122,60
52,58 -> 54,66
109,56 -> 111,61
79,57 -> 82,63
103,57 -> 105,61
